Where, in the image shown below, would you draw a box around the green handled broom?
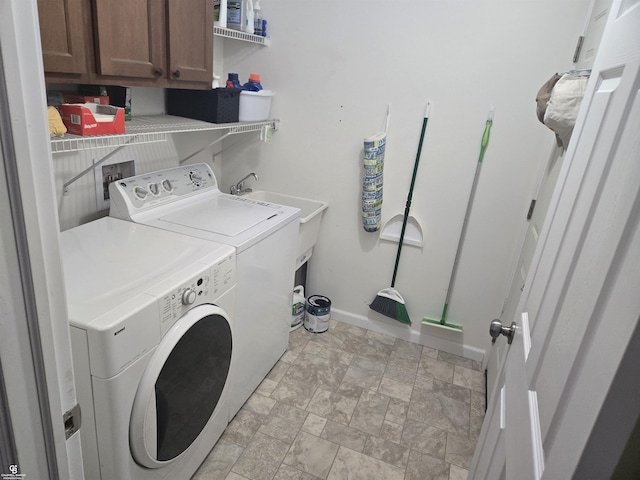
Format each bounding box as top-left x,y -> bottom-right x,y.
370,103 -> 431,325
422,106 -> 495,332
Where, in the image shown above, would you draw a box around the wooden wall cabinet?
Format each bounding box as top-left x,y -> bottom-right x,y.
39,0 -> 213,89
39,0 -> 92,79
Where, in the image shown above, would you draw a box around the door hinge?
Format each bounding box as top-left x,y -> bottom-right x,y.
63,403 -> 81,440
573,35 -> 585,63
527,199 -> 537,220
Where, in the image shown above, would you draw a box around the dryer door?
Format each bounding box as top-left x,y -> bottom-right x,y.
129,304 -> 232,468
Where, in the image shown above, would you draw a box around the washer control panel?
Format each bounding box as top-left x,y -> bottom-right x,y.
159,252 -> 235,335
109,163 -> 219,217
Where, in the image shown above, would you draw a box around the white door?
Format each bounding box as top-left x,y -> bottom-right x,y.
1,1 -> 83,478
574,0 -> 614,70
486,144 -> 564,396
471,1 -> 640,478
485,0 -> 614,398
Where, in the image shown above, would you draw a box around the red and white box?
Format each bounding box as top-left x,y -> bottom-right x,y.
61,93 -> 110,105
58,103 -> 125,136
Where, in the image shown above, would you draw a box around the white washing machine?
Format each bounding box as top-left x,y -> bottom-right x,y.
60,217 -> 237,480
109,163 -> 300,419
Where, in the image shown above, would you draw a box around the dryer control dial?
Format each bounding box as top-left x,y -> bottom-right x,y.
182,288 -> 197,305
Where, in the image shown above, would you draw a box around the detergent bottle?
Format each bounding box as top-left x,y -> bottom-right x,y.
226,73 -> 242,88
253,0 -> 263,36
242,73 -> 263,91
291,285 -> 305,331
226,0 -> 243,31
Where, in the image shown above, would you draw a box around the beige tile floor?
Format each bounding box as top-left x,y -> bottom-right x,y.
193,320 -> 486,480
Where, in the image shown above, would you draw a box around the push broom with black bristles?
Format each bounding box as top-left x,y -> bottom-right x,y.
370,103 -> 431,325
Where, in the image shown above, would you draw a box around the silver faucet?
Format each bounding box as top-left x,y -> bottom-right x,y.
230,172 -> 258,195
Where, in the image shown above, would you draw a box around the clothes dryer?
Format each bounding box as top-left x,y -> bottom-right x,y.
109,164 -> 300,419
60,218 -> 236,480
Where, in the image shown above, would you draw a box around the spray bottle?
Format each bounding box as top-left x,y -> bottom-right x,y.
244,0 -> 255,34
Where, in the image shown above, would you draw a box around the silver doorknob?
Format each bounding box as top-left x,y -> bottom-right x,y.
489,319 -> 516,344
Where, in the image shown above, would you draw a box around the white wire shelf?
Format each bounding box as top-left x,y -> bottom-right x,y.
50,115 -> 280,154
214,26 -> 271,46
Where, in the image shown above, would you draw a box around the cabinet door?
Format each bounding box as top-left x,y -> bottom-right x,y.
38,0 -> 88,74
166,0 -> 213,84
92,0 -> 165,80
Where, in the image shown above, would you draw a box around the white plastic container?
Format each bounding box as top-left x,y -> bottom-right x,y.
238,90 -> 274,122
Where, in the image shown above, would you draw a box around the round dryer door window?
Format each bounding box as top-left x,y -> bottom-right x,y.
129,304 -> 232,468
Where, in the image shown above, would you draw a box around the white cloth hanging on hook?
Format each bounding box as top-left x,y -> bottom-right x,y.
543,73 -> 588,149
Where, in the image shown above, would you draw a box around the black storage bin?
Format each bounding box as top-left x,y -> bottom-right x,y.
166,88 -> 241,123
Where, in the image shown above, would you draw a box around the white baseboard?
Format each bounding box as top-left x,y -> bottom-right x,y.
331,308 -> 486,364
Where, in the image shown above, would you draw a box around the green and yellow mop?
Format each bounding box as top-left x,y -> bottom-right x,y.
423,106 -> 495,332
370,103 -> 431,325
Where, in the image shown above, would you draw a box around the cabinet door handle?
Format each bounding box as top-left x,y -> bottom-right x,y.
172,69 -> 181,79
154,68 -> 163,77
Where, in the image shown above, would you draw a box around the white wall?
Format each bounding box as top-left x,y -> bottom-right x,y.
50,0 -> 589,360
219,0 -> 589,360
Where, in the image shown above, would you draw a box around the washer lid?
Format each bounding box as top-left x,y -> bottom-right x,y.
158,194 -> 284,237
60,217 -> 234,325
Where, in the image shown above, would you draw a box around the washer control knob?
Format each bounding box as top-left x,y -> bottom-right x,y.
182,288 -> 197,305
161,179 -> 173,193
133,185 -> 148,200
148,183 -> 160,196
190,173 -> 203,187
